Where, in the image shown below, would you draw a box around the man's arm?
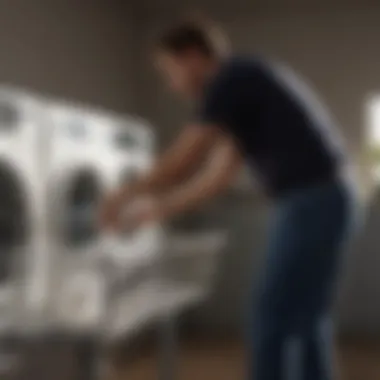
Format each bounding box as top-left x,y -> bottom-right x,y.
100,123 -> 223,230
117,123 -> 219,200
159,127 -> 242,219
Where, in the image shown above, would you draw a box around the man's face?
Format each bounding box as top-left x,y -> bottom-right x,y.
156,50 -> 210,99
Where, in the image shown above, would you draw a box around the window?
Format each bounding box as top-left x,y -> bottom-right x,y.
366,96 -> 380,182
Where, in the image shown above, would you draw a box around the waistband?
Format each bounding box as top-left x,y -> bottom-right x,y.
273,166 -> 358,201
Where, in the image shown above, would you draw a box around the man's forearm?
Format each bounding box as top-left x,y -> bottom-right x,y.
116,124 -> 217,201
161,147 -> 241,219
161,173 -> 228,218
116,160 -> 193,201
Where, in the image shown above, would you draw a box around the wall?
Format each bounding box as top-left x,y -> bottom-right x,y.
132,5 -> 380,335
0,0 -> 135,112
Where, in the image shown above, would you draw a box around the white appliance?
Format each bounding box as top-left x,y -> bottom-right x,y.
44,102 -> 111,328
0,87 -> 49,324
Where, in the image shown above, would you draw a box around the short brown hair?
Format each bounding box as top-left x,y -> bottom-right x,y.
156,18 -> 228,58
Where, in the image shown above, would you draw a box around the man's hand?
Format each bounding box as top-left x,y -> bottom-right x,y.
99,191 -> 163,233
121,197 -> 164,232
99,123 -> 218,232
98,190 -> 128,232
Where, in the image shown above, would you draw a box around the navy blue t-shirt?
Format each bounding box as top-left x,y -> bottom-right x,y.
198,55 -> 346,198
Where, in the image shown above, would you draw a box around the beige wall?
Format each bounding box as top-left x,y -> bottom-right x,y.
0,0 -> 135,112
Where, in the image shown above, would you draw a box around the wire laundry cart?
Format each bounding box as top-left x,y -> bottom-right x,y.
97,230 -> 228,380
0,231 -> 227,380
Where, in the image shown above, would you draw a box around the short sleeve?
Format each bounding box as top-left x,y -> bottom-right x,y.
197,62 -> 247,128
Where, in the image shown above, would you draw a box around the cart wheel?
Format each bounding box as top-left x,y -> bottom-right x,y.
159,314 -> 178,380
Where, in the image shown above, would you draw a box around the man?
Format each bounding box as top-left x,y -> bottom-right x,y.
100,19 -> 359,380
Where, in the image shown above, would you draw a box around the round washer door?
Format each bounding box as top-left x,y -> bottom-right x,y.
0,162 -> 30,284
50,168 -> 104,253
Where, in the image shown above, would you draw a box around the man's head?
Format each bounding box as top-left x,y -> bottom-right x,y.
155,19 -> 228,99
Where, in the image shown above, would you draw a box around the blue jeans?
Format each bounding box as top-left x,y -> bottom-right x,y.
250,176 -> 359,380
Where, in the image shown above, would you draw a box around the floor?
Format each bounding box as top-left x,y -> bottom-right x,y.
112,338 -> 380,380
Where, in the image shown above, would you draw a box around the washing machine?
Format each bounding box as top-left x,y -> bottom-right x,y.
0,86 -> 50,330
44,102 -> 111,331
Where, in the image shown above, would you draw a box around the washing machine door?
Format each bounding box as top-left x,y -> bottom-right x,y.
47,167 -> 109,332
0,162 -> 30,281
0,161 -> 31,330
49,167 -> 104,257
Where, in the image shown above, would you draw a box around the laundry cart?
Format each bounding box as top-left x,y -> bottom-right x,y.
98,229 -> 228,380
0,230 -> 226,380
